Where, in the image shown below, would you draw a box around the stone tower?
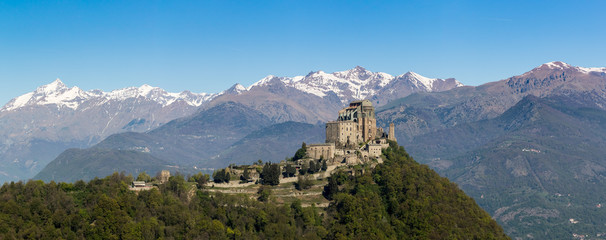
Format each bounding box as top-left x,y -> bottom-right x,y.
388,123 -> 397,142
159,170 -> 170,184
326,100 -> 377,145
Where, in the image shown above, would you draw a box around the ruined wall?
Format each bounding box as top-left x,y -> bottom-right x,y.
307,143 -> 335,159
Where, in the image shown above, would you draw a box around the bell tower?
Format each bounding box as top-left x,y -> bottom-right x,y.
388,123 -> 396,142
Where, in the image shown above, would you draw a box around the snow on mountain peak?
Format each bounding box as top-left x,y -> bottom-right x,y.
333,66 -> 374,80
247,75 -> 276,90
577,66 -> 606,74
398,71 -> 438,91
1,80 -> 216,112
244,67 -> 452,102
2,78 -> 87,111
37,78 -> 68,94
542,61 -> 572,69
531,61 -> 606,75
233,83 -> 246,92
221,83 -> 248,95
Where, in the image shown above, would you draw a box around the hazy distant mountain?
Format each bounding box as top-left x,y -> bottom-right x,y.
0,79 -> 215,182
35,120 -> 326,183
34,101 -> 275,182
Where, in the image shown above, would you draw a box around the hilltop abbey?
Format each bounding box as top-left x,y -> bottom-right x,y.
307,100 -> 396,164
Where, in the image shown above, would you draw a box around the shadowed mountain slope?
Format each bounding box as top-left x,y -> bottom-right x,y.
210,121 -> 324,166
92,101 -> 274,165
33,148 -> 180,183
35,105 -> 326,182
403,94 -> 606,238
377,62 -> 606,143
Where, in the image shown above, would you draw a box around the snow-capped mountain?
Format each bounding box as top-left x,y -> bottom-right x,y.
0,66 -> 461,183
505,61 -> 606,98
208,66 -> 462,125
221,83 -> 248,95
1,79 -> 216,112
0,79 -> 216,183
526,61 -> 606,76
229,66 -> 462,105
215,66 -> 462,112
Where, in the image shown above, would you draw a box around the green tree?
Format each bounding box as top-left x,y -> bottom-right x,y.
136,172 -> 151,182
299,161 -> 308,175
164,174 -> 187,198
308,161 -> 317,174
0,141 -> 510,240
260,162 -> 280,186
293,142 -> 307,161
189,172 -> 210,189
257,185 -> 272,202
323,176 -> 339,200
212,169 -> 230,184
283,164 -> 297,178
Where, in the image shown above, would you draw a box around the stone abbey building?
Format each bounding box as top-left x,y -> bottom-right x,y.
307,100 -> 396,163
326,100 -> 377,145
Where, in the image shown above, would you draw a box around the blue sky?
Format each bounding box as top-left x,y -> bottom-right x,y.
1,0 -> 605,105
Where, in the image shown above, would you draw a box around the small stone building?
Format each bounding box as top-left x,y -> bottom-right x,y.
368,144 -> 383,157
132,181 -> 146,188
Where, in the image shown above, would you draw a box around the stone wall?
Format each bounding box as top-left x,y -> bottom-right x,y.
360,117 -> 377,142
368,144 -> 382,157
326,121 -> 358,145
307,143 -> 335,159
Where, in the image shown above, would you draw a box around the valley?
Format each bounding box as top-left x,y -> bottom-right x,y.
4,61 -> 606,238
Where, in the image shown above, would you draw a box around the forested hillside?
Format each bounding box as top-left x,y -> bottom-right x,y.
0,143 -> 508,239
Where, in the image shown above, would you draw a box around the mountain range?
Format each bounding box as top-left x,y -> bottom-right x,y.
11,61 -> 606,238
1,67 -> 459,182
375,61 -> 606,238
0,80 -> 214,182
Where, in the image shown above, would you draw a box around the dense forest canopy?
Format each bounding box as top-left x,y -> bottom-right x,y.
0,142 -> 508,239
